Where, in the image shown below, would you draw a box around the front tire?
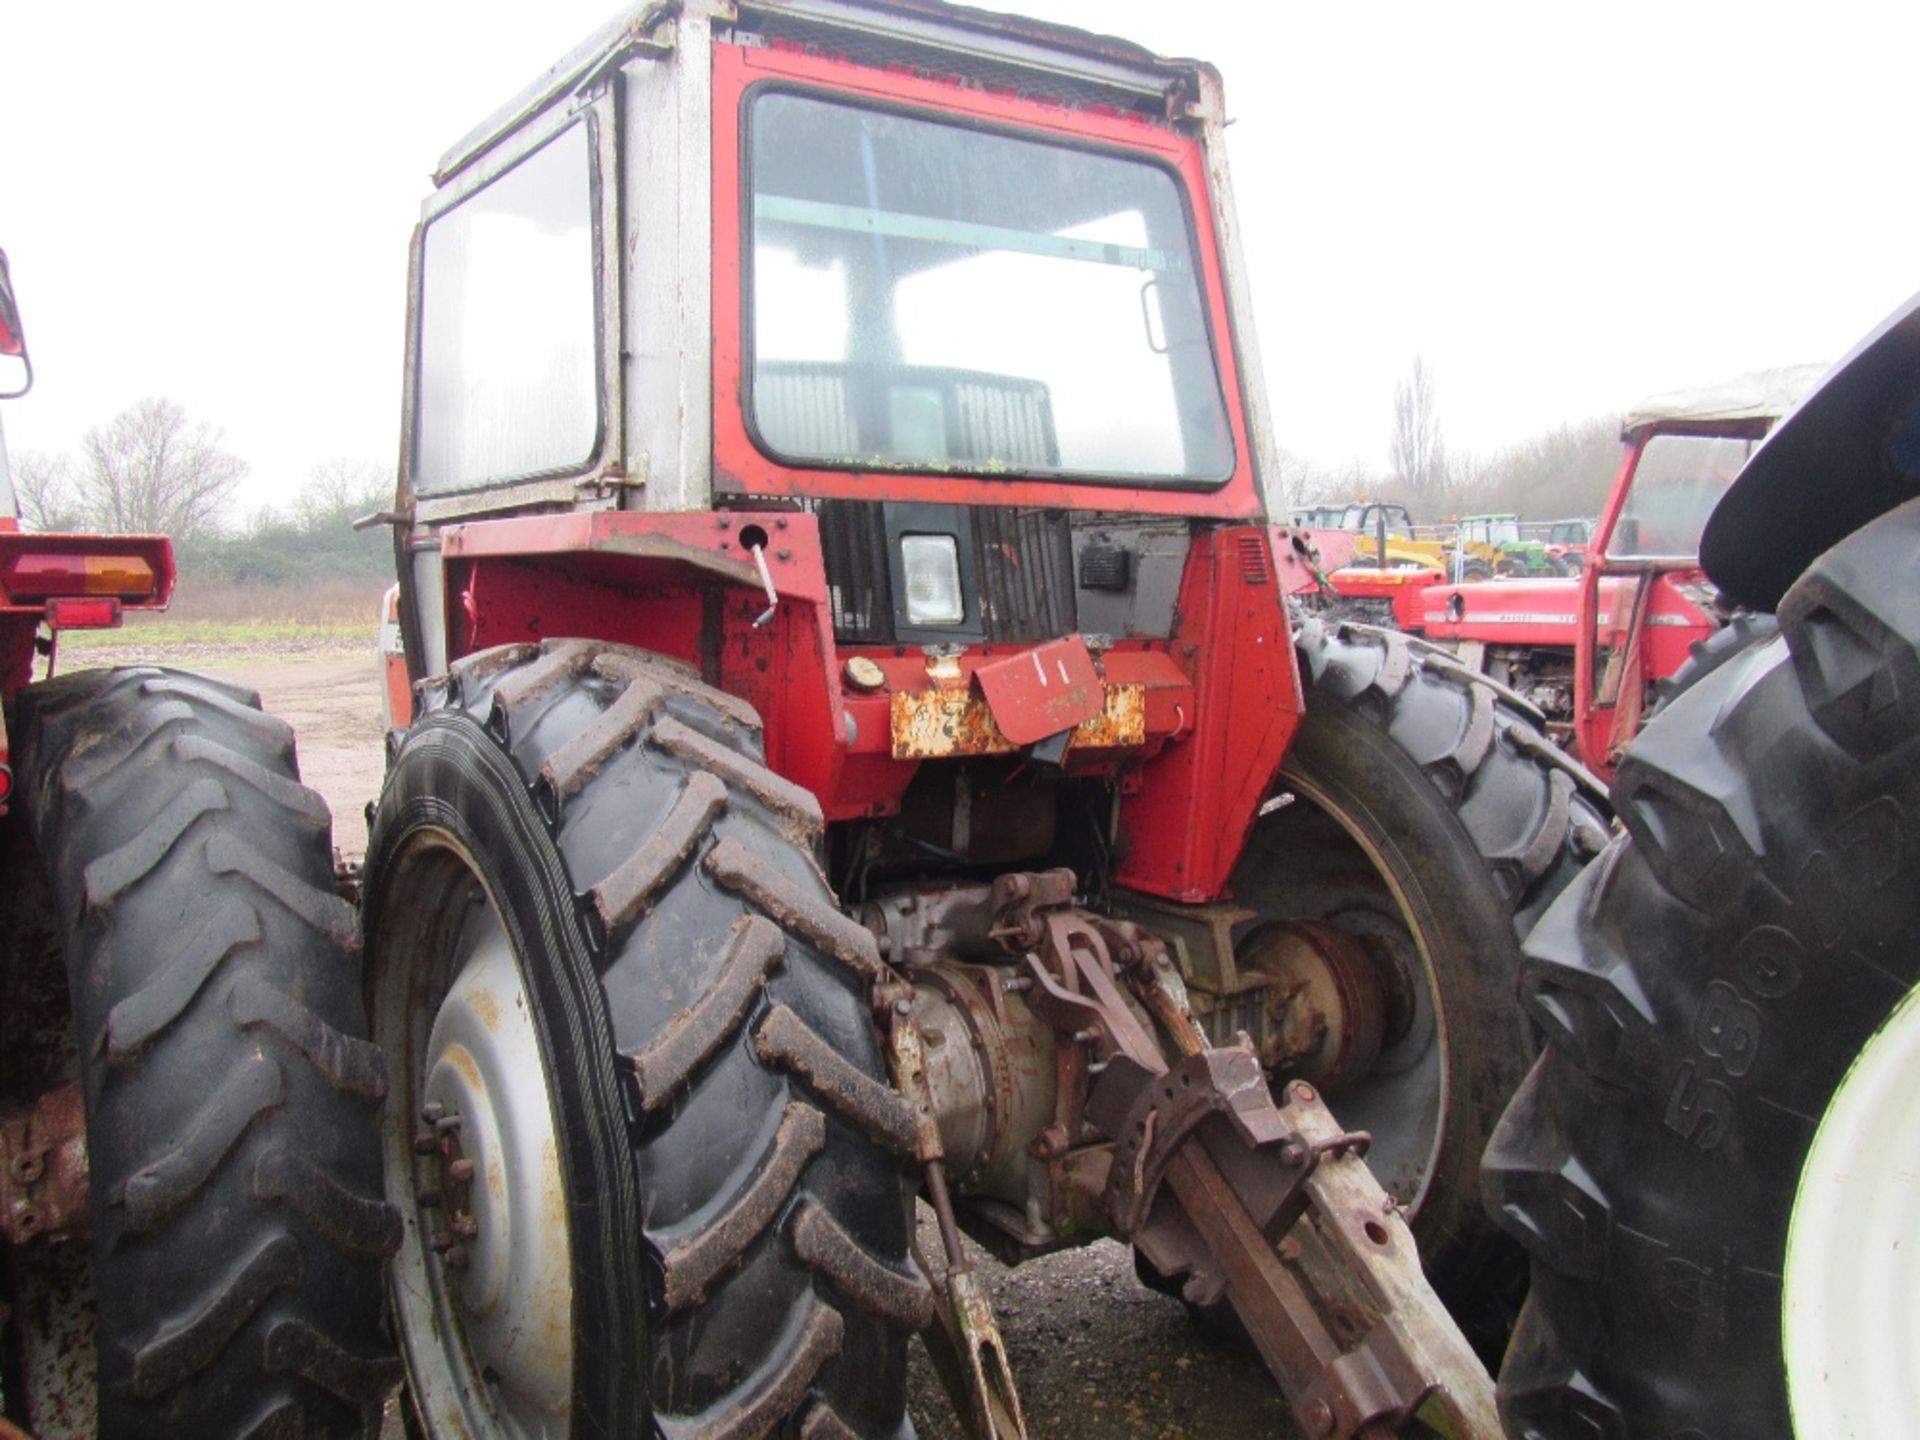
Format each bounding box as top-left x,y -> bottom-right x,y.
1483,498 -> 1920,1435
363,640 -> 924,1439
3,666 -> 398,1439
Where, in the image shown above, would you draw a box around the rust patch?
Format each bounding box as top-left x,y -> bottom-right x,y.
891,681 -> 1148,761
1,1080 -> 89,1245
792,1198 -> 936,1331
754,1005 -> 919,1158
1064,682 -> 1147,754
890,689 -> 1018,761
660,1102 -> 825,1312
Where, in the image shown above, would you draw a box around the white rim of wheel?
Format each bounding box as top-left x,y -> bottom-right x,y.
1783,980 -> 1920,1436
377,854 -> 575,1439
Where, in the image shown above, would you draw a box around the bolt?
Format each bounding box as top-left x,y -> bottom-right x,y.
452,1214 -> 480,1239
1001,975 -> 1033,993
895,999 -> 912,1017
1290,1081 -> 1318,1104
416,1187 -> 442,1209
1072,1027 -> 1101,1045
444,1244 -> 470,1270
775,517 -> 789,530
413,1132 -> 438,1156
1304,1398 -> 1334,1436
447,1158 -> 476,1184
421,1101 -> 445,1124
435,1113 -> 463,1135
430,1232 -> 456,1253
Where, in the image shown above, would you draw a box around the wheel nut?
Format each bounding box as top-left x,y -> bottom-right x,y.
447,1158 -> 475,1183
421,1101 -> 445,1123
417,1187 -> 442,1209
444,1244 -> 470,1270
413,1132 -> 438,1155
452,1214 -> 479,1239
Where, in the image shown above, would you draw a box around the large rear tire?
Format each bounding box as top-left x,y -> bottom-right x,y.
363,640 -> 924,1440
1483,498 -> 1920,1436
1177,619 -> 1611,1351
2,666 -> 399,1439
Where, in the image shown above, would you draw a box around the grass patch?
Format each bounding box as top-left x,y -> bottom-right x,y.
59,577 -> 384,651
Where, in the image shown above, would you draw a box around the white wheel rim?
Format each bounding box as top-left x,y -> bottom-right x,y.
1784,981 -> 1920,1435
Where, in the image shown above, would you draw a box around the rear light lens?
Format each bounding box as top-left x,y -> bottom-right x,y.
901,534 -> 964,626
4,552 -> 157,601
47,596 -> 123,630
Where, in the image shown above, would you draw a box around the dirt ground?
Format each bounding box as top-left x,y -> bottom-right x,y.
58,638 -> 1298,1438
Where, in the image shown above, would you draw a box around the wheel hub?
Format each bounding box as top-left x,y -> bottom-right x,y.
410,908 -> 572,1432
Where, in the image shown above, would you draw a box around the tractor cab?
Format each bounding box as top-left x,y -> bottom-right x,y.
1572,365 -> 1824,769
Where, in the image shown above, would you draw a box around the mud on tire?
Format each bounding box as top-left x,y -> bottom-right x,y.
1214,617 -> 1611,1349
364,639 -> 924,1439
3,666 -> 399,1439
1483,498 -> 1920,1436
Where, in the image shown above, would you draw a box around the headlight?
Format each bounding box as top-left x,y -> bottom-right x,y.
901,534 -> 964,626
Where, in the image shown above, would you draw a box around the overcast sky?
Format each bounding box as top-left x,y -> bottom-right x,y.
2,1 -> 1914,515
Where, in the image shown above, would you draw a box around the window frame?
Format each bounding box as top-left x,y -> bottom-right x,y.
710,41 -> 1262,520
403,91 -> 620,519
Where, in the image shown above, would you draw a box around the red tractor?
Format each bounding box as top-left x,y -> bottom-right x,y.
1406,366 -> 1824,777
0,251 -> 393,1436
360,4 -> 1607,1438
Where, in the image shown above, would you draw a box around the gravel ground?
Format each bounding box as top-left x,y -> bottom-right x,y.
61,639 -> 1299,1438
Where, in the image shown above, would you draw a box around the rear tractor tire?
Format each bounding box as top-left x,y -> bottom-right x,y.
1484,498 -> 1920,1437
363,639 -> 925,1440
1,666 -> 399,1439
1142,618 -> 1612,1354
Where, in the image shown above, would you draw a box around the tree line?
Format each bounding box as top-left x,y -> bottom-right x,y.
13,397 -> 392,586
1282,355 -> 1624,525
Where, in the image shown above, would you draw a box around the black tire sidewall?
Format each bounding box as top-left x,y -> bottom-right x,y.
365,712 -> 645,1437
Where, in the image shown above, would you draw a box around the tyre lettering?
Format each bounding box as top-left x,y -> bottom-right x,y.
1663,1061 -> 1733,1150
1692,982 -> 1762,1077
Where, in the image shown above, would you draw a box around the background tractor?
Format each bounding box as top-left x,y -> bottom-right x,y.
0,249 -> 395,1438
1484,292 -> 1920,1438
363,3 -> 1607,1437
1406,366 -> 1823,776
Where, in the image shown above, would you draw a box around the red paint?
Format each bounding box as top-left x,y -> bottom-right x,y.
1117,527 -> 1304,902
708,41 -> 1263,522
973,635 -> 1103,744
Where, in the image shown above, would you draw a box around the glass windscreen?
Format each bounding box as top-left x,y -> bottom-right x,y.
747,92 -> 1233,484
415,124 -> 598,494
1607,433 -> 1759,560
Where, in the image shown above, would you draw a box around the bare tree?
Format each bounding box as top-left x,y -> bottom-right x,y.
295,456 -> 390,531
77,398 -> 246,539
1390,354 -> 1448,494
11,449 -> 84,531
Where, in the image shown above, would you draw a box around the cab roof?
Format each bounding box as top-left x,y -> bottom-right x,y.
1621,364 -> 1829,437
436,0 -> 1220,188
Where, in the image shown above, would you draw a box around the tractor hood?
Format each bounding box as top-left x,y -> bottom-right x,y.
1701,291 -> 1920,611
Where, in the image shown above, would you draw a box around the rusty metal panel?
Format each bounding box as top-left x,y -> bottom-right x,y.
973,636 -> 1102,745
890,679 -> 1145,761
891,688 -> 1018,761
1062,682 -> 1145,753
